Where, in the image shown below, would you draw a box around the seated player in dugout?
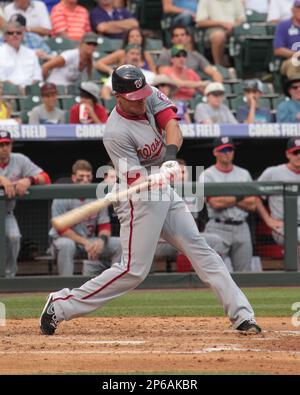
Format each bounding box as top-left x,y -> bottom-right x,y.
0,131 -> 51,277
48,160 -> 122,276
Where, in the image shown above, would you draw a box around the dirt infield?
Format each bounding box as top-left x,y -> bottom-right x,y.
1,317 -> 300,374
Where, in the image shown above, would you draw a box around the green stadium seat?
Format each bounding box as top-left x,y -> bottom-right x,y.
18,95 -> 41,112
245,9 -> 267,23
60,96 -> 80,111
2,82 -> 22,97
98,37 -> 123,53
46,36 -> 79,54
229,23 -> 274,78
25,82 -> 42,96
145,38 -> 163,51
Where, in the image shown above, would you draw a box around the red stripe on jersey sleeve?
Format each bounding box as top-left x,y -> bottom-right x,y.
155,107 -> 179,130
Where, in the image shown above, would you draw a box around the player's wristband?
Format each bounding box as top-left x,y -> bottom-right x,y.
236,195 -> 245,203
164,144 -> 178,162
99,234 -> 108,247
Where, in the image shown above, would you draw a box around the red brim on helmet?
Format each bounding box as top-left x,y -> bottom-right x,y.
118,84 -> 152,101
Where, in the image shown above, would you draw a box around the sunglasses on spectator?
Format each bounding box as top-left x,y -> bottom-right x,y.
217,147 -> 234,153
6,31 -> 22,36
291,150 -> 300,156
175,53 -> 187,58
210,92 -> 225,97
290,85 -> 300,91
86,42 -> 97,47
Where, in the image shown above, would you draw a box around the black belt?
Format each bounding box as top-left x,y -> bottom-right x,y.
214,218 -> 244,226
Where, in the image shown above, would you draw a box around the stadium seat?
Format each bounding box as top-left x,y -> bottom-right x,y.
2,82 -> 22,97
18,95 -> 41,112
46,36 -> 79,53
229,23 -> 274,78
245,9 -> 267,23
145,38 -> 163,51
97,37 -> 123,53
60,96 -> 80,111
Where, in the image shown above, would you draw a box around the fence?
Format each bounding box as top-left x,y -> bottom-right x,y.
0,182 -> 299,291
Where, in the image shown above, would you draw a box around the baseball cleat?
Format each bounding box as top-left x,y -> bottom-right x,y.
39,293 -> 59,335
236,319 -> 262,334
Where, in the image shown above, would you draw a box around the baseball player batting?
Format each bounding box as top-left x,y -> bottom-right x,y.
39,65 -> 261,335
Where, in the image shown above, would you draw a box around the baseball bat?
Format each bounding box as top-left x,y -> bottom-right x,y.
51,179 -> 151,232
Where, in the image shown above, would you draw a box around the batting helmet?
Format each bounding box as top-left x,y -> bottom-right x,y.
112,64 -> 152,101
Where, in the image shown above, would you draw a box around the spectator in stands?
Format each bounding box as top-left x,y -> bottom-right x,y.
276,78 -> 300,123
0,21 -> 42,87
159,45 -> 208,100
42,32 -> 98,86
158,25 -> 223,82
236,79 -> 273,124
101,44 -> 156,100
274,1 -> 300,80
152,74 -> 191,123
161,0 -> 197,27
196,0 -> 246,66
0,14 -> 53,61
95,27 -> 157,75
194,82 -> 237,124
90,0 -> 138,39
243,0 -> 269,13
256,138 -> 300,261
49,159 -> 122,276
0,130 -> 51,277
4,0 -> 52,37
200,137 -> 256,272
29,83 -> 65,125
267,0 -> 293,23
51,0 -> 91,41
69,81 -> 108,124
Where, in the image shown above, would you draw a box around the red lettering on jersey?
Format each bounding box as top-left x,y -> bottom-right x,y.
137,138 -> 162,160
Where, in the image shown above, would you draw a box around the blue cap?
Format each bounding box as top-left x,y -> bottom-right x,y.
294,0 -> 300,7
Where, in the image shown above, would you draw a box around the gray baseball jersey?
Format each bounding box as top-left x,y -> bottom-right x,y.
201,165 -> 252,220
49,85 -> 255,329
258,164 -> 300,221
0,153 -> 43,212
49,198 -> 110,239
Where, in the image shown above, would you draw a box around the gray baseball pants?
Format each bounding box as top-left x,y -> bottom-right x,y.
205,219 -> 253,272
51,236 -> 122,276
5,213 -> 21,278
51,187 -> 255,328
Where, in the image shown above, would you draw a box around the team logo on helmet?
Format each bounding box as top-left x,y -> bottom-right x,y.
295,139 -> 300,147
134,78 -> 143,89
221,137 -> 229,144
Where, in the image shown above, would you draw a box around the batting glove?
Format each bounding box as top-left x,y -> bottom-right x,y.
160,160 -> 181,181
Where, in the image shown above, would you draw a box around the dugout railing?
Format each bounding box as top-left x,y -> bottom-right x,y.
0,182 -> 300,291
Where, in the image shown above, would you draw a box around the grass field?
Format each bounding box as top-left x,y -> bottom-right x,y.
1,287 -> 299,318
